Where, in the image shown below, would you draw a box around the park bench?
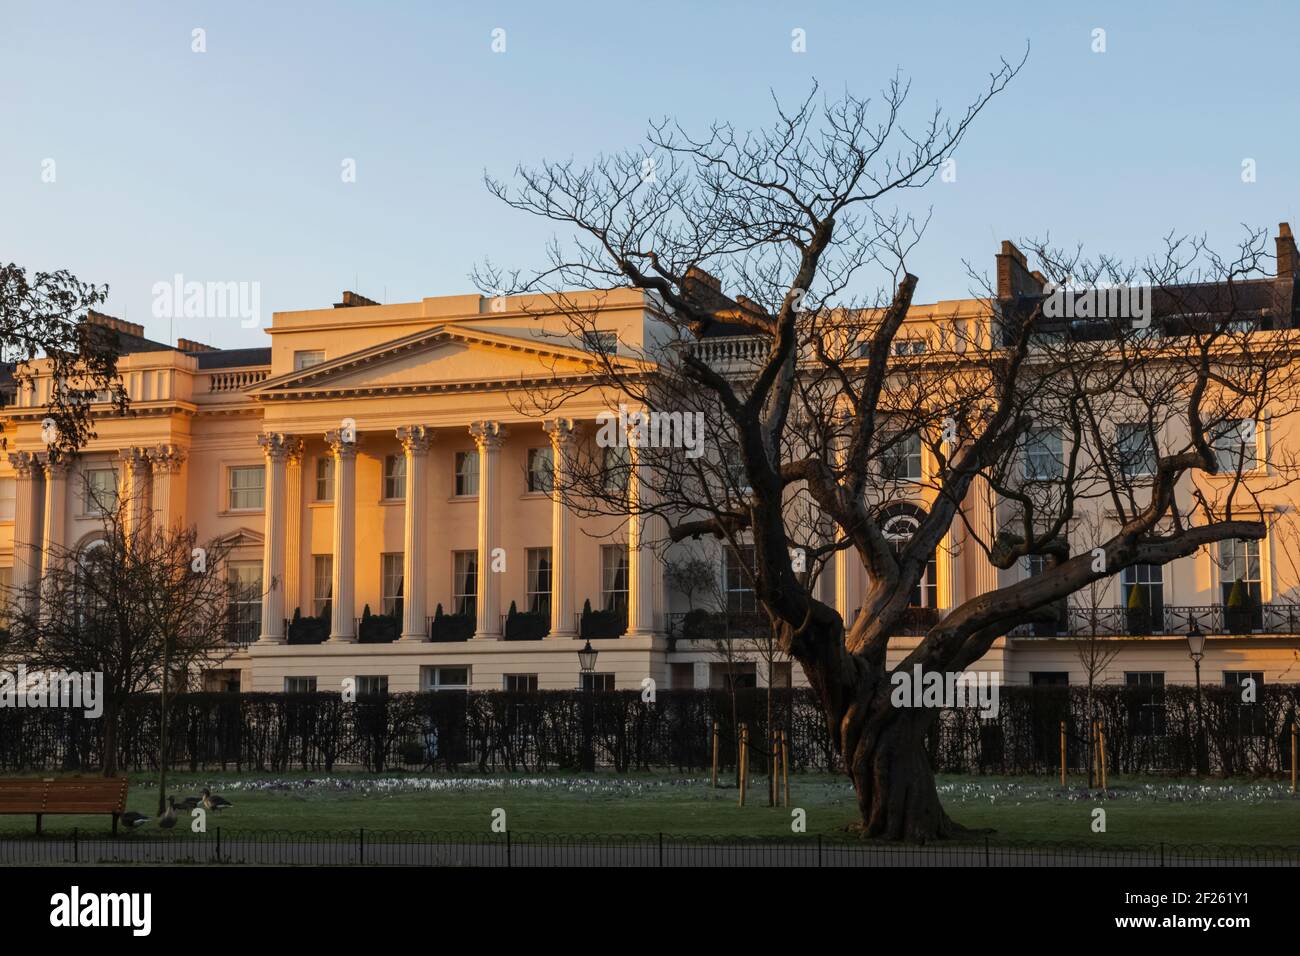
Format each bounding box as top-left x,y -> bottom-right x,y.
0,777 -> 130,834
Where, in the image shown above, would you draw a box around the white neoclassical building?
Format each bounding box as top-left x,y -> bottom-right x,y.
4,231 -> 1300,696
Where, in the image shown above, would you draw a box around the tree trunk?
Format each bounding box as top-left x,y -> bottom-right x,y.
765,667 -> 774,806
796,619 -> 961,843
847,702 -> 961,841
729,686 -> 739,788
101,697 -> 119,778
157,663 -> 169,815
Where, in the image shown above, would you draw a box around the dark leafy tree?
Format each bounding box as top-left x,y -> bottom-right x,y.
0,264 -> 127,454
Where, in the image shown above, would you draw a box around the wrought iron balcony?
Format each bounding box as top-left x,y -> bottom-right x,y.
224,619 -> 261,645
1009,604 -> 1296,638
666,610 -> 768,642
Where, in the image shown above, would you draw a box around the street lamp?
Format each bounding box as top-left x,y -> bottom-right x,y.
1186,624 -> 1208,775
578,640 -> 598,676
578,640 -> 598,772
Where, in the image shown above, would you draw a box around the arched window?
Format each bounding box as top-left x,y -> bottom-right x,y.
74,538 -> 110,625
880,505 -> 938,609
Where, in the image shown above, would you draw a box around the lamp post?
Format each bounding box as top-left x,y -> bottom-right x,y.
578,639 -> 598,679
1186,625 -> 1208,775
578,640 -> 598,772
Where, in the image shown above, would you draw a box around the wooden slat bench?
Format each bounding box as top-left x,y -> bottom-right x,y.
0,778 -> 130,834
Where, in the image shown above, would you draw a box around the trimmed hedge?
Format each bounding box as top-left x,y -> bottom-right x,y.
0,684 -> 1296,776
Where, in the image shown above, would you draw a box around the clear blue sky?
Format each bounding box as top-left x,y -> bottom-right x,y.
2,0 -> 1296,349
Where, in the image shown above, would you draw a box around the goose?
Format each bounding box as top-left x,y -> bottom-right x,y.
201,788 -> 232,812
175,795 -> 200,811
120,810 -> 148,830
158,797 -> 177,830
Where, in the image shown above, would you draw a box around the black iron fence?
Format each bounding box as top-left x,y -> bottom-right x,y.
1,685 -> 1297,776
0,828 -> 1294,867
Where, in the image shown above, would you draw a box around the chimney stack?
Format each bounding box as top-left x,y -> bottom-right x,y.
683,265 -> 722,292
176,338 -> 218,353
333,290 -> 380,309
85,310 -> 144,339
1277,223 -> 1297,280
996,241 -> 1045,299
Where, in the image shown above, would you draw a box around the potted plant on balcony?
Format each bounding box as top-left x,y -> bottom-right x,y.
681,607 -> 722,642
504,600 -> 549,641
579,598 -> 627,639
1125,582 -> 1152,635
287,606 -> 329,645
1224,578 -> 1254,633
430,603 -> 475,642
358,604 -> 399,643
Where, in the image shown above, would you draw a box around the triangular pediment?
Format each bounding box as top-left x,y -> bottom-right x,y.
249,324 -> 649,400
218,527 -> 264,549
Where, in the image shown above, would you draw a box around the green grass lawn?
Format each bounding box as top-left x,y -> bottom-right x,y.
3,770 -> 1297,846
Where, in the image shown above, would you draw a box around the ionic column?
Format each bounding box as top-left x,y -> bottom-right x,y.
40,455 -> 69,577
119,447 -> 151,539
257,433 -> 294,644
284,441 -> 304,618
939,527 -> 960,611
835,547 -> 853,624
969,474 -> 999,596
470,421 -> 506,640
8,452 -> 42,606
543,418 -> 577,639
626,434 -> 663,639
397,425 -> 433,641
325,429 -> 358,642
148,444 -> 186,530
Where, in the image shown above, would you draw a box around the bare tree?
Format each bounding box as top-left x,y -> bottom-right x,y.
1068,512 -> 1123,786
478,66 -> 1300,840
663,553 -> 714,613
4,482 -> 235,797
666,547 -> 747,783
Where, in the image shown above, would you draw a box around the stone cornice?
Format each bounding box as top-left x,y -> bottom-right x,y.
248,324 -> 654,403
249,370 -> 640,403
2,401 -> 199,422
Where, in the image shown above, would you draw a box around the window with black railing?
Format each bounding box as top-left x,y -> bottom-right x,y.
226,560 -> 263,644
453,550 -> 477,618
1219,538 -> 1263,630
1023,554 -> 1066,636
526,548 -> 552,617
600,544 -> 628,612
1120,563 -> 1164,634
